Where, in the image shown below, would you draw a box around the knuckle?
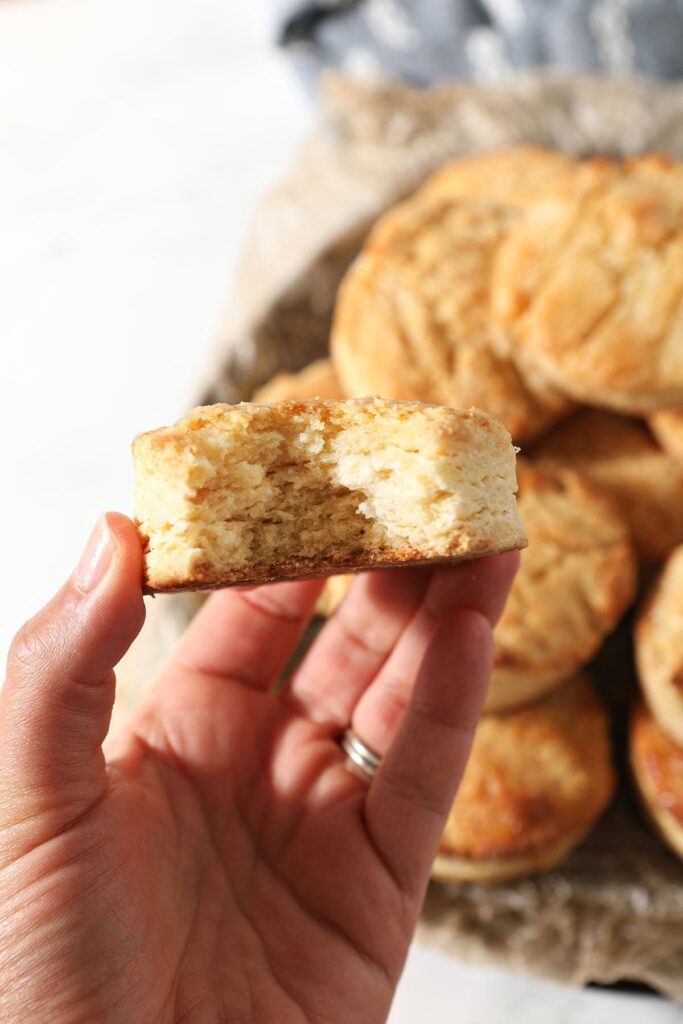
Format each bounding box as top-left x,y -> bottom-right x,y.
240,587 -> 301,624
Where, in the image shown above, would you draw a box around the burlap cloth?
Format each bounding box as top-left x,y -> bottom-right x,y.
117,73 -> 683,1001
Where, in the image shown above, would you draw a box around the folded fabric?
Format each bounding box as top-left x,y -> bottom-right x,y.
272,0 -> 683,88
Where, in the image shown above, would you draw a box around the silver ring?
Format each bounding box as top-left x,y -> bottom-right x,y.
341,729 -> 382,779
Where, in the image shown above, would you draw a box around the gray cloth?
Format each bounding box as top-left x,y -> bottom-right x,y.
273,0 -> 683,87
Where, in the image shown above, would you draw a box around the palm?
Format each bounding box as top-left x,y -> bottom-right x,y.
0,523 -> 515,1024
97,675 -> 407,1023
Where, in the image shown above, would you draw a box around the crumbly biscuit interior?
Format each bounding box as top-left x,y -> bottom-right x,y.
134,402 -> 517,582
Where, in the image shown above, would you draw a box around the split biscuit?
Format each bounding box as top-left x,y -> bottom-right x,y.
133,398 -> 526,592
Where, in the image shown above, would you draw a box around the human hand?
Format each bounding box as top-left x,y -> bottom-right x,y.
0,513 -> 517,1023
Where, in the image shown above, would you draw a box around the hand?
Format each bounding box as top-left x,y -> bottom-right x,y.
0,513 -> 517,1023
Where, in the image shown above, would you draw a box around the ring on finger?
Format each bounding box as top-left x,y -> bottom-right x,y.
340,729 -> 382,780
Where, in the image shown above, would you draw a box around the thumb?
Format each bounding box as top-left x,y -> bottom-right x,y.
0,513 -> 145,840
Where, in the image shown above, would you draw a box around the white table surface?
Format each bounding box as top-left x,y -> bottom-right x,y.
0,1 -> 679,1020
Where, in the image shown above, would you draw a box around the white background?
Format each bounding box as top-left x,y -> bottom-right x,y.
0,1 -> 679,1020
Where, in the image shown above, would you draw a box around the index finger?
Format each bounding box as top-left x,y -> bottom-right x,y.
163,577 -> 325,691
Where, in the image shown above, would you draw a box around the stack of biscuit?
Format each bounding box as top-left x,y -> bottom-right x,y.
254,144 -> 683,882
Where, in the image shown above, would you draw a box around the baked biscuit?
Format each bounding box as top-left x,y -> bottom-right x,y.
534,409 -> 683,563
630,702 -> 683,862
486,461 -> 636,712
253,359 -> 343,403
331,188 -> 571,444
649,409 -> 683,462
133,398 -> 526,592
493,155 -> 683,413
420,144 -> 573,208
635,547 -> 683,747
433,676 -> 615,884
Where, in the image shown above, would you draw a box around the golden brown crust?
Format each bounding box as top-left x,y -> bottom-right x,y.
436,676 -> 614,877
252,360 -> 343,403
486,461 -> 637,711
533,409 -> 683,563
493,155 -> 683,413
331,185 -> 571,443
630,702 -> 683,860
134,396 -> 507,447
420,145 -> 573,208
635,546 -> 683,747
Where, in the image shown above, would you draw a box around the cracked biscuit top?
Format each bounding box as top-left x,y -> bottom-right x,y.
331,169 -> 572,444
492,155 -> 683,413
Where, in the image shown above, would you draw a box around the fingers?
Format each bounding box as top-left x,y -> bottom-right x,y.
355,554 -> 519,894
351,552 -> 519,753
164,578 -> 325,690
286,568 -> 430,724
363,608 -> 494,895
0,514 -> 145,829
289,551 -> 519,730
421,550 -> 520,628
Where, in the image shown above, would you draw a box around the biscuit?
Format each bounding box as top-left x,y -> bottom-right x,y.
493,155 -> 683,413
635,547 -> 683,747
486,461 -> 636,712
649,409 -> 683,462
133,398 -> 526,592
252,359 -> 343,403
331,187 -> 571,444
630,702 -> 683,862
420,144 -> 573,208
433,676 -> 615,884
252,363 -> 347,617
533,409 -> 683,563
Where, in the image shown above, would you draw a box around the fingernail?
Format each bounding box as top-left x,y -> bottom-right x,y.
74,516 -> 113,593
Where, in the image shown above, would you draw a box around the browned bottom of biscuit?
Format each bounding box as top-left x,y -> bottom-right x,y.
431,831 -> 589,885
